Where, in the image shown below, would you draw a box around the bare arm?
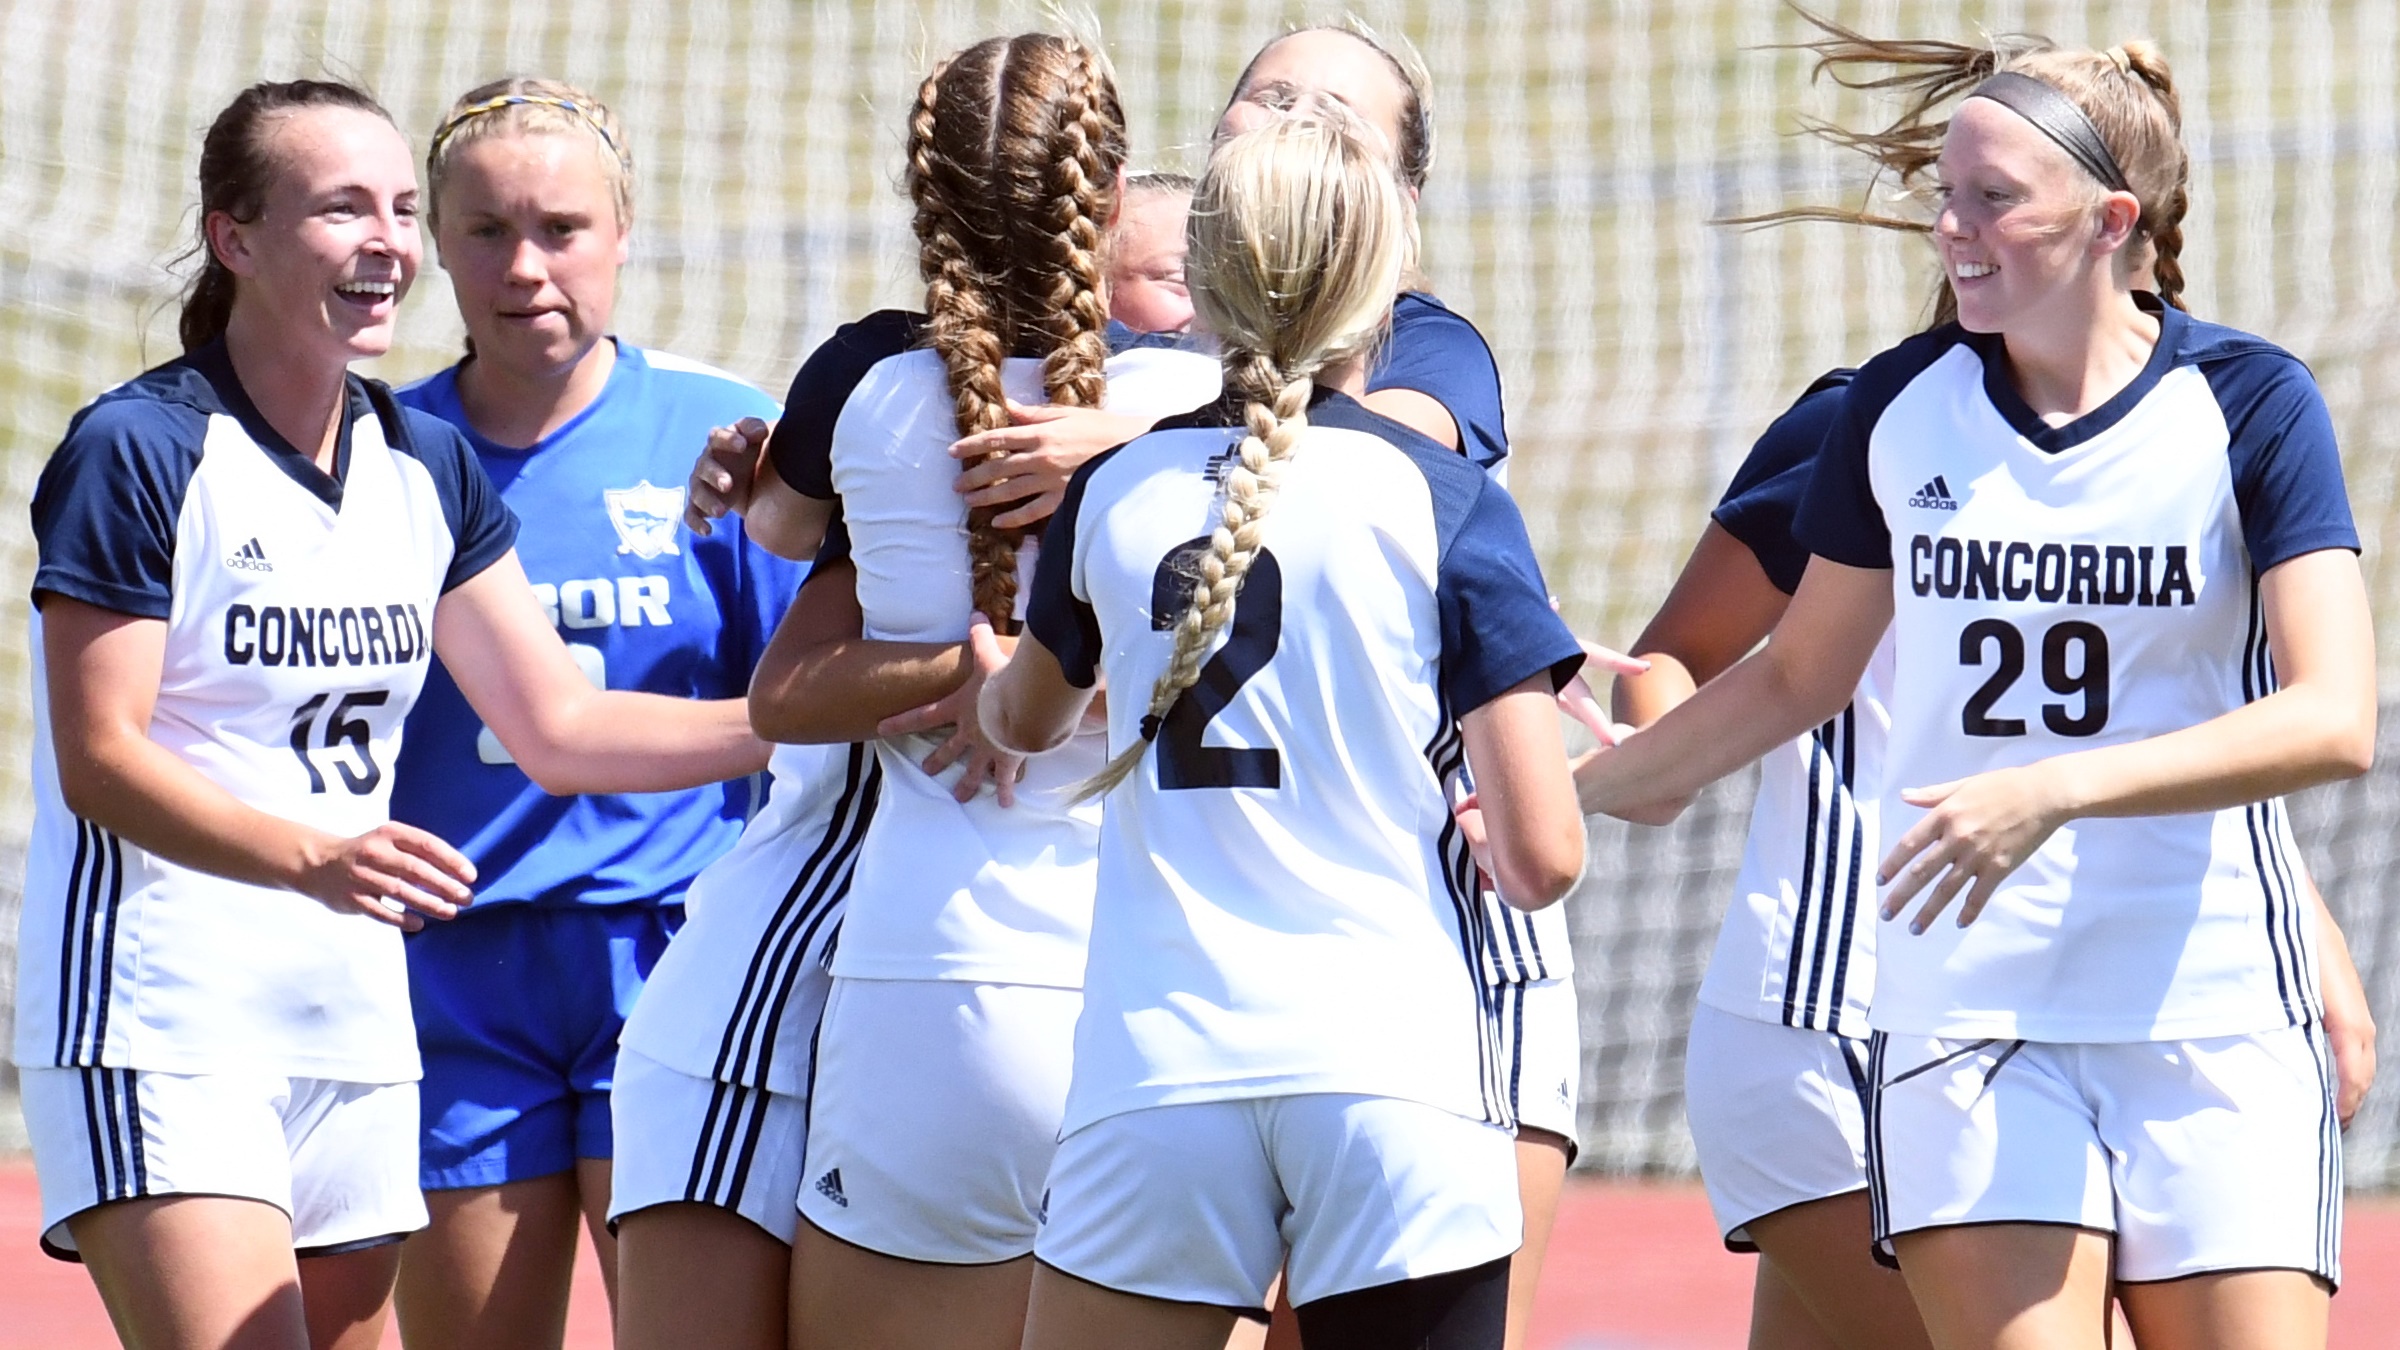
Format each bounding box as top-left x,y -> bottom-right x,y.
1359,387 -> 1459,452
41,597 -> 473,929
2311,872 -> 2376,1127
1458,675 -> 1586,910
1882,548 -> 2375,929
980,627 -> 1097,758
434,552 -> 769,795
745,557 -> 977,744
1612,523 -> 1793,727
1576,558 -> 1893,820
685,417 -> 835,562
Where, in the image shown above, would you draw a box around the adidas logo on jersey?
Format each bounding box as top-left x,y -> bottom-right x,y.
1907,476 -> 1960,511
224,538 -> 273,572
815,1168 -> 849,1208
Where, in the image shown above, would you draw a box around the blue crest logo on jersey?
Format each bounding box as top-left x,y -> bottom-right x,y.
604,481 -> 685,560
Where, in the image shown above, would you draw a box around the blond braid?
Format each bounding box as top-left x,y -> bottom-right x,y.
1083,359 -> 1310,797
1078,109 -> 1412,799
906,42 -> 1026,629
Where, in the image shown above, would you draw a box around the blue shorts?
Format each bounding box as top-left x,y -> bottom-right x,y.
407,902 -> 682,1191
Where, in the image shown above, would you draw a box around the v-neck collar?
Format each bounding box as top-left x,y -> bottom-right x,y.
449,337 -> 631,459
1969,293 -> 2184,455
189,341 -> 364,509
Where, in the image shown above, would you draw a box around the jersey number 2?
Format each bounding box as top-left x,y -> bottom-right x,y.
289,691 -> 390,794
1150,540 -> 1284,790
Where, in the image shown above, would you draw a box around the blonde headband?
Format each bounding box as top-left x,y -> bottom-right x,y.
430,93 -> 620,161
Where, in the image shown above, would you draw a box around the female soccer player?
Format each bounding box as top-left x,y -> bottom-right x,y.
984,107 -> 1585,1350
385,78 -> 799,1350
917,29 -> 1587,1347
1106,171 -> 1196,338
15,79 -> 763,1350
1578,35 -> 2372,1350
677,33 -> 1218,1350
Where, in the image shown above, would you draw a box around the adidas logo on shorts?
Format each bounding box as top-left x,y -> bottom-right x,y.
815,1168 -> 848,1208
225,537 -> 273,572
1907,476 -> 1960,511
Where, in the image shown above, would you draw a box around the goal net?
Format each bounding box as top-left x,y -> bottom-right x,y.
2,0 -> 2395,1183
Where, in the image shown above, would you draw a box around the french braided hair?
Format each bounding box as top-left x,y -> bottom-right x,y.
906,35 -> 1127,632
178,80 -> 396,353
1080,108 -> 1415,798
1732,8 -> 2191,320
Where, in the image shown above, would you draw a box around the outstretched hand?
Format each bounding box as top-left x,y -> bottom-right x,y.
950,401 -> 1151,531
686,417 -> 774,534
296,822 -> 476,932
1878,765 -> 2071,934
876,613 -> 1024,807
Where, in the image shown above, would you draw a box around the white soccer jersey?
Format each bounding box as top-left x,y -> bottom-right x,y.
617,739 -> 875,1096
1697,373 -> 1889,1038
768,312 -> 1220,988
1026,391 -> 1583,1134
16,343 -> 517,1082
1796,299 -> 2359,1043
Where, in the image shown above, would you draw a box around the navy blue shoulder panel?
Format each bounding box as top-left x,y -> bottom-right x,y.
368,380 -> 522,592
1371,291 -> 1509,468
1713,370 -> 1857,595
31,366 -> 216,619
1024,444 -> 1128,688
1310,394 -> 1579,715
768,310 -> 925,500
1794,327 -> 1971,570
2184,321 -> 2360,572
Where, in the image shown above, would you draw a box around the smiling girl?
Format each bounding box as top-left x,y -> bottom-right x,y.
385,78 -> 798,1350
1574,35 -> 2371,1350
14,78 -> 764,1350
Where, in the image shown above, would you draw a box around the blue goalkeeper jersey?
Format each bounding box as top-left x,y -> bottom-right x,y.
390,341 -> 800,909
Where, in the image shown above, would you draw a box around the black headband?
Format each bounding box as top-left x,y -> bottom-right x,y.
1966,71 -> 2131,194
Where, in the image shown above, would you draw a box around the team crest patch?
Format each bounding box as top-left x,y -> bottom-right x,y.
604,481 -> 685,559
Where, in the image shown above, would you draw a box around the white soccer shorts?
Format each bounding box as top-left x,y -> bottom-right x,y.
1036,1094 -> 1522,1311
1869,1027 -> 2342,1286
1683,1003 -> 1872,1249
22,1065 -> 424,1260
608,1046 -> 810,1245
796,977 -> 1080,1263
1497,975 -> 1581,1146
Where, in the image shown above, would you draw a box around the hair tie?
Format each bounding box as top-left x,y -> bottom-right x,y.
1138,713 -> 1163,742
1966,71 -> 2131,194
2103,45 -> 2134,75
430,93 -> 620,162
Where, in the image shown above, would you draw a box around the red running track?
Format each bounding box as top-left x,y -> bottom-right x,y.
3,1161 -> 2393,1348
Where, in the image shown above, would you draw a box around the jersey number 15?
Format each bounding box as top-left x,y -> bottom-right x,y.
289,691 -> 389,794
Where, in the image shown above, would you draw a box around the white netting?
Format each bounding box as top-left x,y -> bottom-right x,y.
0,0 -> 2395,1181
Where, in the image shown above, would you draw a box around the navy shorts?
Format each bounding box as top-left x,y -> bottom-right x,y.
407,902 -> 681,1191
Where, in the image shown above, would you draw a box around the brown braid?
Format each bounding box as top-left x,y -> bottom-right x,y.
2115,42 -> 2189,310
904,34 -> 1131,633
1010,37 -> 1123,412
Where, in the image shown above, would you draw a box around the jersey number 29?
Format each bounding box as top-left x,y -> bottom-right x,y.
1150,540 -> 1284,790
1958,618 -> 2109,737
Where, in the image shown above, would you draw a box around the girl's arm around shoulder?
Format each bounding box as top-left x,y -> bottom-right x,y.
434,549 -> 770,795
42,597 -> 474,928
